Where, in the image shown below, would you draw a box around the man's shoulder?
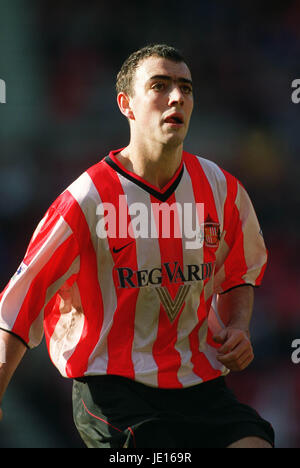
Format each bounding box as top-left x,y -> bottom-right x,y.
49,156 -> 110,211
183,151 -> 242,205
183,150 -> 236,182
75,156 -> 111,191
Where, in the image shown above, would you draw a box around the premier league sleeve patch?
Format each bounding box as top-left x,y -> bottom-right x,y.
11,261 -> 28,282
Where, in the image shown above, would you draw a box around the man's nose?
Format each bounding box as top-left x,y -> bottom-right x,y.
168,86 -> 184,106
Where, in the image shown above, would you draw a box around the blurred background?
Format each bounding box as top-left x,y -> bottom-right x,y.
0,0 -> 300,448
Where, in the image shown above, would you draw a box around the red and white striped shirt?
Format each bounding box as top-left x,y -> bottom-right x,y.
0,150 -> 267,388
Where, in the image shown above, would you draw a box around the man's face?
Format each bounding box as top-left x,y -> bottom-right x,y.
128,56 -> 194,148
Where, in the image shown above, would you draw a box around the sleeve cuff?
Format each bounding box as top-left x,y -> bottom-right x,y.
0,327 -> 30,349
219,283 -> 257,295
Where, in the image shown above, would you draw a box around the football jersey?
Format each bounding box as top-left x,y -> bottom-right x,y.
0,149 -> 267,388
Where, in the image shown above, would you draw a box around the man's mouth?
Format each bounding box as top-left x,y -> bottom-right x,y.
164,113 -> 184,126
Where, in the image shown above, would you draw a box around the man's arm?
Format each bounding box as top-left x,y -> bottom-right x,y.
212,285 -> 254,371
0,329 -> 27,420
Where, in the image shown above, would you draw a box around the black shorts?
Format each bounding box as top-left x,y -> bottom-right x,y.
72,375 -> 274,448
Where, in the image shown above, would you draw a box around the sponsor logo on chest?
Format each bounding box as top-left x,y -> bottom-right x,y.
116,261 -> 214,289
116,261 -> 214,322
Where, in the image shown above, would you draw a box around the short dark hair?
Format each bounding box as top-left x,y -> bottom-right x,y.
116,44 -> 187,96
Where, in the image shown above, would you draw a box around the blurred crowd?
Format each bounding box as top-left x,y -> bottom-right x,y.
0,0 -> 300,447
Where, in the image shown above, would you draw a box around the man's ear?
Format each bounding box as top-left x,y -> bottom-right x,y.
117,92 -> 135,120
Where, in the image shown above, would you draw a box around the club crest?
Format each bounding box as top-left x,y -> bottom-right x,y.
202,216 -> 221,248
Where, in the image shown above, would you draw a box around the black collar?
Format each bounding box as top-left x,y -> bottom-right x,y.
104,155 -> 184,202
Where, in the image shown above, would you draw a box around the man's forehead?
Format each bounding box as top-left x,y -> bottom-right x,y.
135,56 -> 192,82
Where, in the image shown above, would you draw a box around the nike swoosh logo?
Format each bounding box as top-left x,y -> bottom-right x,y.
112,241 -> 134,254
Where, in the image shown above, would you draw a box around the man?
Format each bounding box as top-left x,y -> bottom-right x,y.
0,44 -> 274,448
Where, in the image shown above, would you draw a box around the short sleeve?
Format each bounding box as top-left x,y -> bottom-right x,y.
0,205 -> 80,348
213,173 -> 268,294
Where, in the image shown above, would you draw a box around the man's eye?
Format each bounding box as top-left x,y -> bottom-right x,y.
152,82 -> 165,91
181,85 -> 192,94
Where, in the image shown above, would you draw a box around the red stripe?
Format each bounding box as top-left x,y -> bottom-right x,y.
55,190 -> 105,378
82,397 -> 137,446
81,398 -> 123,433
151,193 -> 183,388
127,427 -> 136,448
222,170 -> 238,249
184,154 -> 222,380
221,172 -> 248,291
87,162 -> 137,379
23,208 -> 61,266
12,234 -> 79,343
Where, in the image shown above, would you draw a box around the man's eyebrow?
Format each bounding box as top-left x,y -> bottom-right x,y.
148,75 -> 193,86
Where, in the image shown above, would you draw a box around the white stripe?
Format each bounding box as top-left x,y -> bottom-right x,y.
204,343 -> 229,374
67,171 -> 117,374
198,318 -> 227,374
196,156 -> 227,232
35,256 -> 80,355
0,339 -> 6,363
118,173 -> 160,387
174,167 -> 205,386
0,216 -> 73,332
51,304 -> 85,378
207,295 -> 225,335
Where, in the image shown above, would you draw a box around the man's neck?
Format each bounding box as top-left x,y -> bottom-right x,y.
116,141 -> 183,190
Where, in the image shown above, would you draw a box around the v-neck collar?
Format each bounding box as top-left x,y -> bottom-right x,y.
104,148 -> 184,202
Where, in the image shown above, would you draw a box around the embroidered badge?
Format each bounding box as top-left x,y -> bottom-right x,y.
202,215 -> 221,248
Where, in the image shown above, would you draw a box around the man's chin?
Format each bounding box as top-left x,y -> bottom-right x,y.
163,133 -> 185,148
